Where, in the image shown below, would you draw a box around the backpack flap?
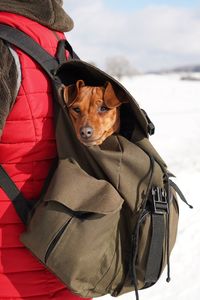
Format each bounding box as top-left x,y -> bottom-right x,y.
20,158 -> 125,297
44,158 -> 123,215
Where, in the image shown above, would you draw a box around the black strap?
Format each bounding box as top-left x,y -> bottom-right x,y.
0,24 -> 79,77
0,24 -> 59,76
0,25 -> 79,223
0,24 -> 59,224
144,213 -> 165,285
0,166 -> 32,224
169,179 -> 193,209
57,39 -> 79,63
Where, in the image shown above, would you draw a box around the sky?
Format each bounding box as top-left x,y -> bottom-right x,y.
64,0 -> 200,72
105,0 -> 200,11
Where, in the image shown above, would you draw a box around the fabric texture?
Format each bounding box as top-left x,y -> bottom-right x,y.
0,12 -> 90,300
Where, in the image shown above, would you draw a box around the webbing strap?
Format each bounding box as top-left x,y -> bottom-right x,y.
56,39 -> 79,63
0,24 -> 59,76
0,25 -> 59,224
0,166 -> 32,224
0,24 -> 60,224
169,179 -> 193,209
0,24 -> 79,77
0,25 -> 79,224
144,214 -> 165,285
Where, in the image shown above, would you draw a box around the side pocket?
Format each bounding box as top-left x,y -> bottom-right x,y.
130,188 -> 179,290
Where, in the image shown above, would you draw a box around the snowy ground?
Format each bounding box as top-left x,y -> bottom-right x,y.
97,74 -> 200,300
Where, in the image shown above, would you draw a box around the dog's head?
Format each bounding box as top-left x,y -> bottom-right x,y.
63,80 -> 127,146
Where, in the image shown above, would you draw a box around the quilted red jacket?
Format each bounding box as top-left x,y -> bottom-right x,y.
0,12 -> 90,300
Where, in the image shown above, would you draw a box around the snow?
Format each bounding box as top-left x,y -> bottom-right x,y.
97,74 -> 200,300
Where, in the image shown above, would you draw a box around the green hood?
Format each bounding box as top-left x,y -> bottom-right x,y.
0,0 -> 74,32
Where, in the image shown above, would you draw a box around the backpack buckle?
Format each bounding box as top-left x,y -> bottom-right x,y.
151,186 -> 169,215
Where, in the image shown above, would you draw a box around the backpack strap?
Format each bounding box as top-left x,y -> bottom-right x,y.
0,25 -> 59,224
0,24 -> 78,77
0,158 -> 58,225
0,25 -> 78,224
0,24 -> 57,76
144,213 -> 166,285
0,165 -> 32,224
56,39 -> 79,63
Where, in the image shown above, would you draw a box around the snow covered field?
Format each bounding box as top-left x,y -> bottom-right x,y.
97,74 -> 200,300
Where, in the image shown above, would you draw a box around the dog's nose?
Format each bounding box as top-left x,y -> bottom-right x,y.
80,126 -> 93,139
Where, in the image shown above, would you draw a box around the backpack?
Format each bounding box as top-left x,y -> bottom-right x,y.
0,24 -> 192,299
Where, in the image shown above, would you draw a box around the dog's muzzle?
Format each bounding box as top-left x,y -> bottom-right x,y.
80,126 -> 93,139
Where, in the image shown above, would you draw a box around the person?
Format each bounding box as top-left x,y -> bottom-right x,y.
0,1 -> 92,299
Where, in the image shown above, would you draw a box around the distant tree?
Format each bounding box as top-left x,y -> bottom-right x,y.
105,56 -> 138,80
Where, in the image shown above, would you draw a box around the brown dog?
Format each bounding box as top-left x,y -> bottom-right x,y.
63,80 -> 126,146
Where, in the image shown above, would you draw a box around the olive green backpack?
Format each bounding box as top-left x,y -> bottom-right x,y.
0,25 -> 192,299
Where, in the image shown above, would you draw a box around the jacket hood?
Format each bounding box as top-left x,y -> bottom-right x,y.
0,0 -> 74,32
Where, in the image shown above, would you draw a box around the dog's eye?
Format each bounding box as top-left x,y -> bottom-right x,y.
73,107 -> 81,113
99,106 -> 109,113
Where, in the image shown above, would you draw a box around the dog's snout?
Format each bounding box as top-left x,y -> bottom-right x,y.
80,126 -> 93,139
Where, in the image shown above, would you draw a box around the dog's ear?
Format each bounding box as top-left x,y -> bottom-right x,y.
104,82 -> 126,108
63,80 -> 85,107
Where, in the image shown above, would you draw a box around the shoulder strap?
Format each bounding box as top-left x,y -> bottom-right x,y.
0,24 -> 58,76
0,24 -> 78,77
0,25 -> 78,224
0,165 -> 32,224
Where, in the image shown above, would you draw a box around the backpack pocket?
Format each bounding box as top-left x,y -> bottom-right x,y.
130,187 -> 179,290
20,158 -> 124,297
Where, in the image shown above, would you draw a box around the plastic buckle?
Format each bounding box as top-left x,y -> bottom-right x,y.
151,186 -> 169,215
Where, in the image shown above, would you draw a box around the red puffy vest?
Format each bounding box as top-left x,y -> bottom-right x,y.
0,12 -> 90,300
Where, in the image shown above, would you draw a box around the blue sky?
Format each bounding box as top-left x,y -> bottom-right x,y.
104,0 -> 200,11
65,0 -> 200,71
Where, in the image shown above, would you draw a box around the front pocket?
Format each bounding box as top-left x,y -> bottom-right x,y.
92,225 -> 123,296
20,200 -> 73,262
45,218 -> 72,264
20,158 -> 124,298
46,211 -> 121,298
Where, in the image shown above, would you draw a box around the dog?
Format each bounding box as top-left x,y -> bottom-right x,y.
63,80 -> 127,146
